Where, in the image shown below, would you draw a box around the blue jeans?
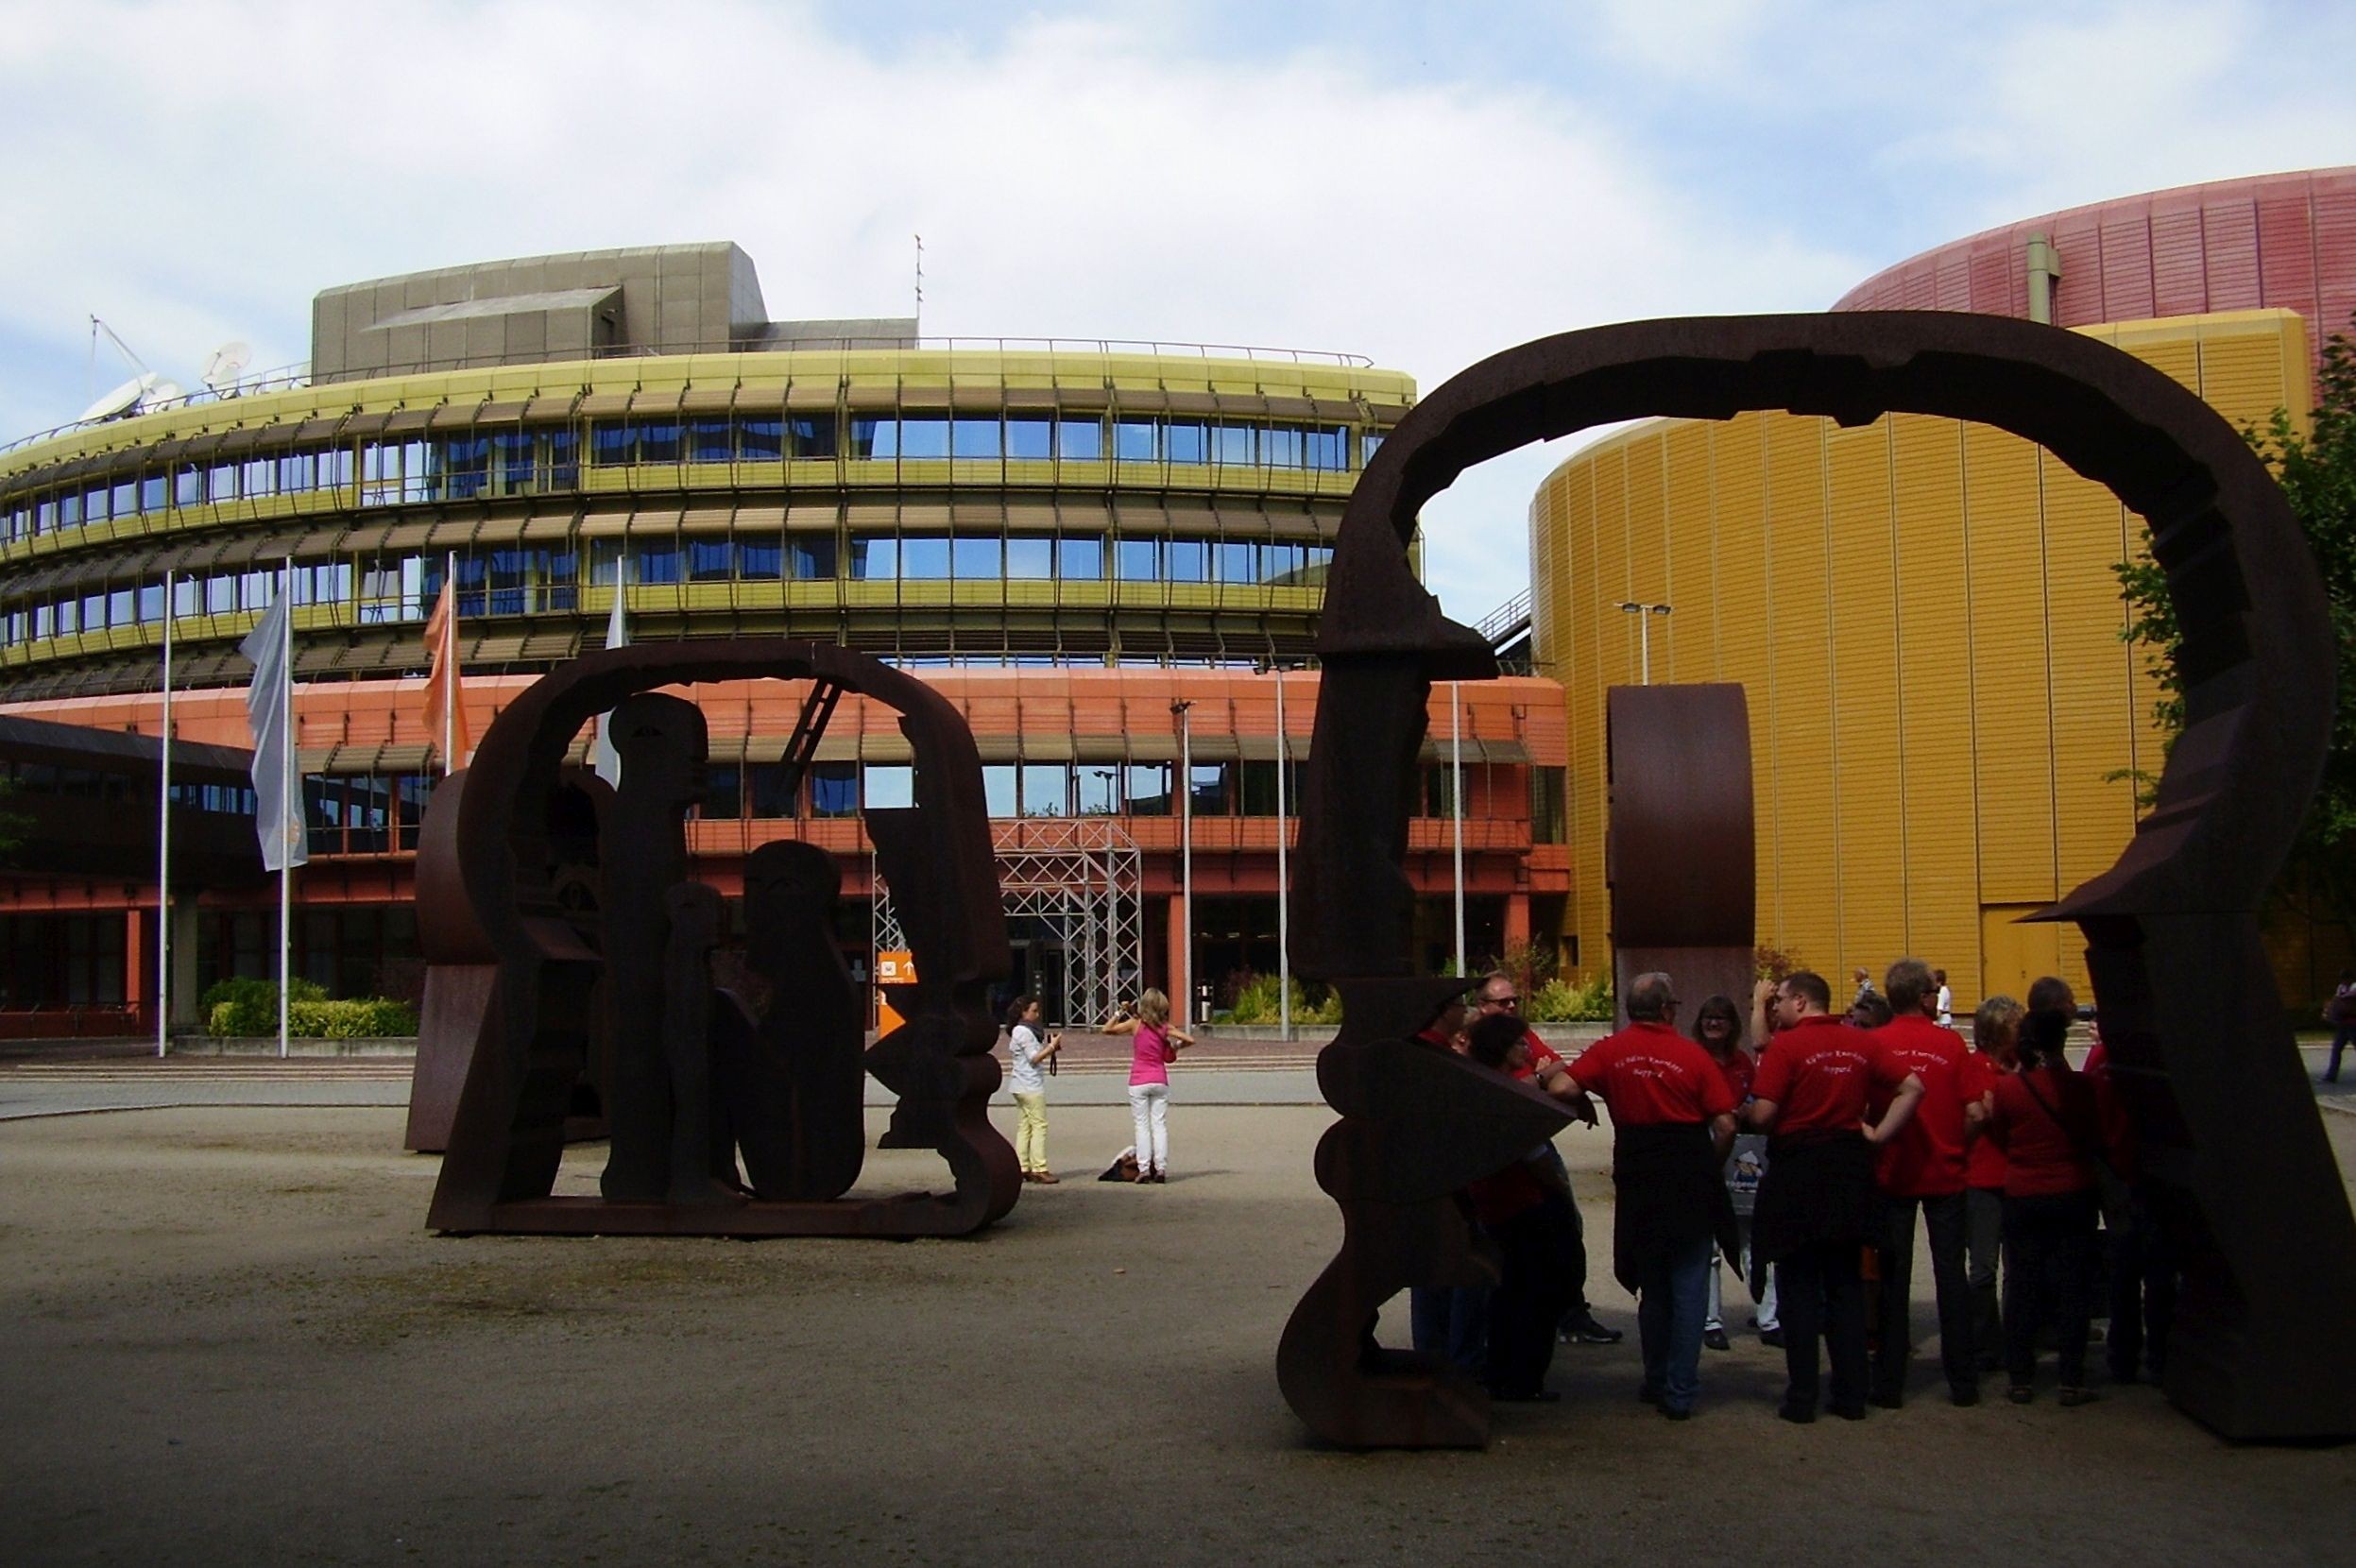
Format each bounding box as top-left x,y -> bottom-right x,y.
1637,1234 -> 1716,1413
1409,1285 -> 1488,1376
2328,1027 -> 2354,1082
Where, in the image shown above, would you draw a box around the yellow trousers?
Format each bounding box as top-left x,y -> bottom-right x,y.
1013,1091 -> 1050,1171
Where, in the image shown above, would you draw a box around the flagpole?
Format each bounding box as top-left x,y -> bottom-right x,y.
443,551 -> 457,773
279,558 -> 293,1059
157,570 -> 172,1059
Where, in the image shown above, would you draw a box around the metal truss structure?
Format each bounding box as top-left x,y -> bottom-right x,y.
875,816 -> 1142,1026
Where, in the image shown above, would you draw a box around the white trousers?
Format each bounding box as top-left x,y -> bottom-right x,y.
1128,1082 -> 1170,1174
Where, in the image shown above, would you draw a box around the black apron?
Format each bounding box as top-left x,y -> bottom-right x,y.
1612,1120 -> 1742,1293
1751,1128 -> 1876,1263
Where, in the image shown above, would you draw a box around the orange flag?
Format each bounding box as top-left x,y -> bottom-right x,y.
422,565 -> 470,774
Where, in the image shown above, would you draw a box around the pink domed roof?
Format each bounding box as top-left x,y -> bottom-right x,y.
1834,167 -> 2356,374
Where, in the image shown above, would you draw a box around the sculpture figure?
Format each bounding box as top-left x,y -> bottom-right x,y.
1285,311 -> 2356,1444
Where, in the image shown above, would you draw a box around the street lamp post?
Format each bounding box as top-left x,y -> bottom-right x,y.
1255,660 -> 1293,1042
1170,699 -> 1194,1024
1617,600 -> 1674,684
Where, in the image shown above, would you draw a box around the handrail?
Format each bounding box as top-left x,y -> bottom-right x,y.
3,336 -> 1384,458
1474,588 -> 1531,646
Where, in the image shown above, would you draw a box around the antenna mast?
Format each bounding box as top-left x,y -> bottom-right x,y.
913,233 -> 924,336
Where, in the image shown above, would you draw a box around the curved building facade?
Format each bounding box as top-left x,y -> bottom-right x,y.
0,245 -> 1569,1028
1533,168 -> 2356,1012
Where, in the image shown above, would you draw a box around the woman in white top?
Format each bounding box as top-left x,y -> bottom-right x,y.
1005,995 -> 1063,1183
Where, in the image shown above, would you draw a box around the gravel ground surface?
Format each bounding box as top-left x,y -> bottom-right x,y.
3,1099 -> 2352,1567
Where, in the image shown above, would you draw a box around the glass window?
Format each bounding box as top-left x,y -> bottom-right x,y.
204,575 -> 236,614
701,763 -> 742,820
1005,537 -> 1053,580
1213,423 -> 1255,466
896,418 -> 951,459
790,536 -> 838,579
59,490 -> 83,526
633,420 -> 681,464
1116,539 -> 1159,581
1305,425 -> 1348,470
492,431 -> 536,493
899,537 -> 951,580
1006,415 -> 1052,460
171,578 -> 196,617
140,473 -> 165,512
81,593 -> 106,630
1166,539 -> 1207,583
848,417 -> 885,460
1055,418 -> 1103,460
1019,763 -> 1070,817
1125,762 -> 1171,816
1076,765 -> 1120,815
809,761 -> 859,819
55,601 -> 77,635
32,604 -> 53,639
688,418 -> 733,464
1115,419 -> 1157,461
1215,540 -> 1255,584
788,415 -> 837,458
1259,541 -> 1304,585
110,588 -> 135,626
1361,433 -> 1384,463
849,536 -> 896,580
748,762 -> 794,818
951,418 -> 1000,459
1530,767 -> 1567,844
441,436 -> 488,500
739,540 -> 782,580
950,536 -> 1000,579
1058,535 -> 1102,579
1263,425 -> 1304,469
740,418 -> 784,461
592,422 -> 632,466
1165,421 -> 1207,464
689,540 -> 733,582
981,763 -> 1018,818
1190,762 -> 1233,815
863,763 -> 913,810
634,542 -> 681,584
543,430 -> 578,489
111,478 -> 136,518
589,538 -> 624,588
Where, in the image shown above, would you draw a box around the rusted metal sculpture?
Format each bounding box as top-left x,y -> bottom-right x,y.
426,639 -> 1019,1238
1287,312 -> 2353,1443
1606,684 -> 1756,1026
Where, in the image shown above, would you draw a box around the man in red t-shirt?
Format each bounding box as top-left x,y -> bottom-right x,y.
1473,971 -> 1618,1346
1565,972 -> 1737,1420
1745,970 -> 1924,1423
1868,958 -> 1983,1408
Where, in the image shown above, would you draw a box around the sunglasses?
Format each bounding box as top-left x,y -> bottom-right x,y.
1484,994 -> 1520,1008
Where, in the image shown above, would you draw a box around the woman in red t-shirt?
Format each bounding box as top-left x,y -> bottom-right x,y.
1962,995 -> 2021,1373
1983,1007 -> 2106,1406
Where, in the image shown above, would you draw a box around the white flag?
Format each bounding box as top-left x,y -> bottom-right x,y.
590,580 -> 628,786
239,591 -> 308,871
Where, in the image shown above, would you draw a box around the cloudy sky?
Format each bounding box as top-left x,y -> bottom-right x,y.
2,0 -> 2350,620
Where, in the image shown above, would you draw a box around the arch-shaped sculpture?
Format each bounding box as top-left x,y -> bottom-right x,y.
1286,312 -> 2354,1442
426,639 -> 1019,1238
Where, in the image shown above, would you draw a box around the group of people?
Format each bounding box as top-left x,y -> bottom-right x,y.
1414,959 -> 2173,1423
1001,988 -> 1193,1185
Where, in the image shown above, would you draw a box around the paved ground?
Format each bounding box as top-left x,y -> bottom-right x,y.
2,1091 -> 2351,1566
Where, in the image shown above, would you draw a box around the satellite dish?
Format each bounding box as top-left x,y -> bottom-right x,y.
77,372 -> 151,424
138,379 -> 183,411
200,341 -> 250,393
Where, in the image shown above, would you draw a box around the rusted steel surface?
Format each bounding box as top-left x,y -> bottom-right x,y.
1605,683 -> 1756,1028
424,639 -> 1017,1239
1287,312 -> 2352,1443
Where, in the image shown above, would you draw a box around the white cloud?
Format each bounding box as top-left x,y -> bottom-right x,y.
3,1 -> 2349,620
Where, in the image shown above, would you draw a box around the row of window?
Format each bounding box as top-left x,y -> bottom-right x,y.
0,414 -> 1382,541
0,536 -> 1335,645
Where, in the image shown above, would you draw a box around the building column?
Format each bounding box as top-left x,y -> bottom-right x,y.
1166,892 -> 1189,1018
125,909 -> 147,1031
1505,893 -> 1530,953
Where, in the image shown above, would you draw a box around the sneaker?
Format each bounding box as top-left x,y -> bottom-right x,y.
1704,1327 -> 1732,1352
1033,1171 -> 1060,1185
1760,1328 -> 1785,1349
1562,1314 -> 1624,1345
1776,1398 -> 1816,1424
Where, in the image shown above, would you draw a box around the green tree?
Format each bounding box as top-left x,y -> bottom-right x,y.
2115,314 -> 2356,922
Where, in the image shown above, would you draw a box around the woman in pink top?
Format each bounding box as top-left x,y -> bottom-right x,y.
1101,987 -> 1193,1183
